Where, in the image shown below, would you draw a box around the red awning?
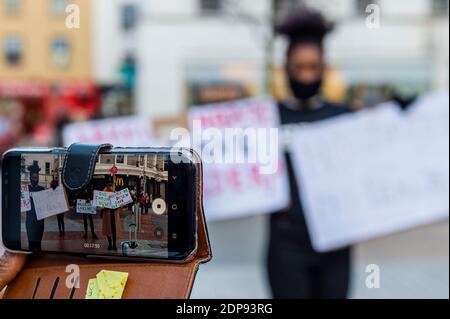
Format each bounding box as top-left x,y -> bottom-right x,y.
0,80 -> 50,98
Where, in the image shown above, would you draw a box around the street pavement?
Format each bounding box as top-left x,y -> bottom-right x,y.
1,208 -> 448,298
190,215 -> 449,299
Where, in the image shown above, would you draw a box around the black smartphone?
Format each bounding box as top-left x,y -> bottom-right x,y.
1,147 -> 198,262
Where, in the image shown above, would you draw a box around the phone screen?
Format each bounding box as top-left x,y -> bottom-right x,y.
2,150 -> 196,260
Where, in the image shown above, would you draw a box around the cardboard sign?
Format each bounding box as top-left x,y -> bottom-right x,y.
76,199 -> 97,214
20,184 -> 31,212
93,189 -> 133,209
110,188 -> 133,208
32,186 -> 69,221
188,97 -> 290,220
289,92 -> 449,252
62,115 -> 154,147
93,190 -> 115,209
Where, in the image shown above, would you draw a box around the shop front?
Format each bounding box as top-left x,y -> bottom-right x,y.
0,80 -> 100,149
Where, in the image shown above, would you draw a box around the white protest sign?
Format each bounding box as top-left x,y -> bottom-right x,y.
93,190 -> 115,209
20,184 -> 31,212
32,186 -> 69,220
110,188 -> 133,208
76,199 -> 97,214
290,92 -> 449,252
188,97 -> 290,220
62,115 -> 154,147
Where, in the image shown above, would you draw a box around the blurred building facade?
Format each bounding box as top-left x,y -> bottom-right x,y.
1,0 -> 448,149
92,0 -> 138,117
135,0 -> 270,116
121,0 -> 449,116
0,0 -> 91,80
0,0 -> 98,147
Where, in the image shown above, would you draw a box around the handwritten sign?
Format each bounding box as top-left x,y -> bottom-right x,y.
32,186 -> 69,220
76,199 -> 97,214
93,191 -> 115,209
110,188 -> 133,208
188,97 -> 290,220
290,92 -> 449,252
20,184 -> 31,212
62,116 -> 154,147
93,189 -> 133,209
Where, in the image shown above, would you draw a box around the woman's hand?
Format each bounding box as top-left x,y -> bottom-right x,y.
0,252 -> 27,294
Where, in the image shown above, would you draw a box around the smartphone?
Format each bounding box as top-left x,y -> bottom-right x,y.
1,147 -> 198,262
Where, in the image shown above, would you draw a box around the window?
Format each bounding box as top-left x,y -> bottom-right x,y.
121,4 -> 137,30
50,0 -> 67,16
355,0 -> 378,16
432,0 -> 449,16
4,0 -> 20,15
45,162 -> 50,175
147,155 -> 156,168
200,0 -> 222,14
127,155 -> 139,166
51,37 -> 70,68
4,36 -> 23,65
116,155 -> 125,164
100,155 -> 115,164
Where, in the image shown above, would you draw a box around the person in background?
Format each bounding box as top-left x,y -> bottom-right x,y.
139,192 -> 149,214
50,177 -> 65,237
143,192 -> 150,214
267,7 -> 352,299
26,163 -> 45,251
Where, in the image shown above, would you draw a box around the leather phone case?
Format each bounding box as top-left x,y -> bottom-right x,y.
3,144 -> 212,299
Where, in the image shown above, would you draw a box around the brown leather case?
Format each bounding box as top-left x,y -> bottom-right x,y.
3,152 -> 211,299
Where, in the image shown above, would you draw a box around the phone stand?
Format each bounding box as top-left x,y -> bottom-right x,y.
3,143 -> 212,299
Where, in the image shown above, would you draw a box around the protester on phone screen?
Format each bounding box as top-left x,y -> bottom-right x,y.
26,163 -> 46,251
101,181 -> 121,250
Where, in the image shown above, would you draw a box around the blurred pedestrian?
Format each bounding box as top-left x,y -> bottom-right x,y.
139,192 -> 149,214
267,7 -> 351,299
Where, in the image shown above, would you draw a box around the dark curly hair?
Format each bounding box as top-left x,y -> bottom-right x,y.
276,6 -> 334,57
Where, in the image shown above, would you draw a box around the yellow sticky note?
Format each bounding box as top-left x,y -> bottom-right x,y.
96,270 -> 129,299
85,278 -> 100,299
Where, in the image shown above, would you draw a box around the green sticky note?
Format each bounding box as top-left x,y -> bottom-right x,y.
85,278 -> 100,299
96,270 -> 129,299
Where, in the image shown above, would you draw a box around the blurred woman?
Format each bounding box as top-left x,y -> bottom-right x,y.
267,7 -> 351,299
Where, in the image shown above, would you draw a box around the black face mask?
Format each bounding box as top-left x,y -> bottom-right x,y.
288,77 -> 322,101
